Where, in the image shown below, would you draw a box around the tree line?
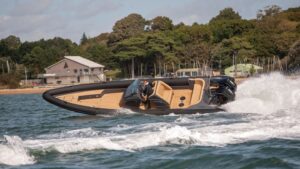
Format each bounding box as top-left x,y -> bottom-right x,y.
0,5 -> 299,87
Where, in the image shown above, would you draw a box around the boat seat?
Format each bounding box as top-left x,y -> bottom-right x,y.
149,81 -> 173,108
189,78 -> 205,105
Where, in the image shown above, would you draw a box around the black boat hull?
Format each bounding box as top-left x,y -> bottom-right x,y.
43,77 -> 235,115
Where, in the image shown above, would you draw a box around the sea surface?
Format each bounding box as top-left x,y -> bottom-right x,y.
0,73 -> 300,169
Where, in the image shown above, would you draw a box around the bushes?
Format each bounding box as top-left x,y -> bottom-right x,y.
0,73 -> 20,89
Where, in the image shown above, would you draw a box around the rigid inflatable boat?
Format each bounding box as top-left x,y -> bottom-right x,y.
42,76 -> 236,115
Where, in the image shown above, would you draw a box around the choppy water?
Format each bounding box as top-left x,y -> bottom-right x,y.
0,73 -> 300,169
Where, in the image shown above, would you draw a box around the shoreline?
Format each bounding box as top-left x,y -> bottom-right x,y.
0,87 -> 54,95
0,77 -> 248,95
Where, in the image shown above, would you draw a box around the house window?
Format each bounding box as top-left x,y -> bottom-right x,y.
74,69 -> 78,73
64,62 -> 68,69
185,72 -> 191,76
177,72 -> 184,77
84,69 -> 89,73
192,71 -> 198,77
91,68 -> 94,72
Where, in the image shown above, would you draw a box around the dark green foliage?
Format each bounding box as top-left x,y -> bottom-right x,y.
151,16 -> 173,31
80,33 -> 88,45
0,35 -> 21,63
210,19 -> 254,43
112,31 -> 180,76
0,6 -> 299,84
284,7 -> 300,21
287,40 -> 300,71
86,44 -> 116,68
108,13 -> 146,45
210,8 -> 241,23
211,37 -> 255,68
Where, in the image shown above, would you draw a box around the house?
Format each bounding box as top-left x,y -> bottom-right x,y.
175,67 -> 213,77
42,56 -> 105,85
225,64 -> 263,77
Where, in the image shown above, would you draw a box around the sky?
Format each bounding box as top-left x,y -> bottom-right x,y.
0,0 -> 299,43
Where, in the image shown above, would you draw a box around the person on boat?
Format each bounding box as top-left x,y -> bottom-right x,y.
139,80 -> 153,109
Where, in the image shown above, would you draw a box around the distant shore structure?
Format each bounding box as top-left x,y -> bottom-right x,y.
40,56 -> 105,85
225,64 -> 263,77
175,67 -> 219,77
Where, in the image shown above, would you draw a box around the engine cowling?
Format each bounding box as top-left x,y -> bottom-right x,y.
209,76 -> 237,105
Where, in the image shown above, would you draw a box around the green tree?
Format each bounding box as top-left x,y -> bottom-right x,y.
146,32 -> 181,76
181,42 -> 211,68
80,32 -> 88,45
108,13 -> 146,45
113,34 -> 147,77
212,37 -> 255,68
19,37 -> 79,77
210,8 -> 241,23
86,44 -> 116,68
283,7 -> 300,22
257,5 -> 282,20
210,19 -> 254,43
151,16 -> 173,31
0,35 -> 21,63
287,40 -> 300,72
22,46 -> 45,76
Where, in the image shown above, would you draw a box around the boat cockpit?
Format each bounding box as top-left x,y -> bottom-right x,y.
123,79 -> 205,110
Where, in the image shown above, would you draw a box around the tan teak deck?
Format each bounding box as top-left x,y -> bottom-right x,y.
55,79 -> 205,110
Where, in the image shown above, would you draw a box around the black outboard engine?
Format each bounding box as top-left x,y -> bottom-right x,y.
209,76 -> 237,105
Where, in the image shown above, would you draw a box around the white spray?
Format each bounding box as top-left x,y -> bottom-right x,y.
1,73 -> 300,166
0,136 -> 35,166
223,72 -> 300,114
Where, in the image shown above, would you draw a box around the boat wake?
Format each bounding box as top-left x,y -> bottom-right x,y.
223,72 -> 300,114
0,136 -> 35,166
1,73 -> 299,166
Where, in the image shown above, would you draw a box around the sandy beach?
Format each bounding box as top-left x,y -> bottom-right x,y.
0,87 -> 53,95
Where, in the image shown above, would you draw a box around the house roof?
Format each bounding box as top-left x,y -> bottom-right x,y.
45,56 -> 104,70
65,56 -> 104,68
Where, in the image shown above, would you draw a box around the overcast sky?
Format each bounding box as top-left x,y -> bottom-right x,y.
0,0 -> 299,43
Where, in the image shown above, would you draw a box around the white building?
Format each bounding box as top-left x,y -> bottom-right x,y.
175,67 -> 214,77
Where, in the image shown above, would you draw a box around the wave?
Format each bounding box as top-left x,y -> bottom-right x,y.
0,136 -> 35,166
1,73 -> 299,166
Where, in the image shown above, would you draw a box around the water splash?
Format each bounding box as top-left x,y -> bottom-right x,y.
0,135 -> 35,166
1,73 -> 299,166
223,73 -> 300,114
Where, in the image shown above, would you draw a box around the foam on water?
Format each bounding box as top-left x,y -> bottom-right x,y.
115,108 -> 138,115
1,73 -> 299,166
0,136 -> 35,166
223,72 -> 300,114
37,127 -> 100,139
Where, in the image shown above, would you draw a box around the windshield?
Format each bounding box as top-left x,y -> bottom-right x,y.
124,79 -> 141,98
